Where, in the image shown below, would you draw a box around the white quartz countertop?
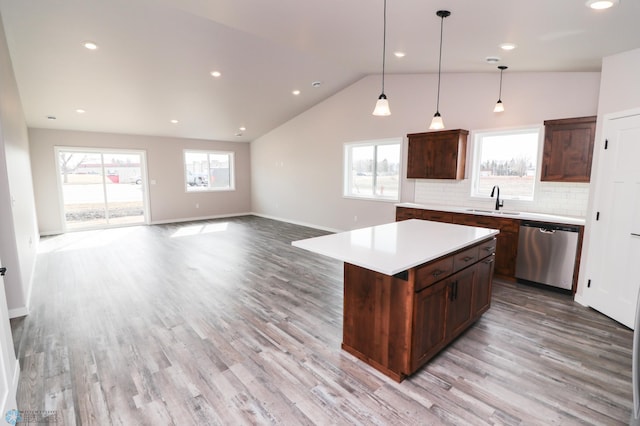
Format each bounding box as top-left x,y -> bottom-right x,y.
292,219 -> 499,276
396,202 -> 586,226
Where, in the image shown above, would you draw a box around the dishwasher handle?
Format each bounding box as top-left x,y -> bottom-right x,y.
539,228 -> 556,234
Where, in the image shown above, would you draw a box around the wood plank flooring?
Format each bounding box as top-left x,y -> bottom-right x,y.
10,216 -> 634,425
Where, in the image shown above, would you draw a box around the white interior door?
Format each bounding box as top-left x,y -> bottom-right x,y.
584,113 -> 640,329
0,261 -> 19,419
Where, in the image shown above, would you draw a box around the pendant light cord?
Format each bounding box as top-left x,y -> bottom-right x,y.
381,0 -> 387,94
498,68 -> 503,101
435,12 -> 444,113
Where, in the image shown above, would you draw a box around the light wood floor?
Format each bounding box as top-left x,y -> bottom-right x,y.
11,216 -> 633,425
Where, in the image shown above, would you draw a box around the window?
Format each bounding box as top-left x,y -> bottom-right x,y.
471,128 -> 541,200
184,150 -> 235,192
344,138 -> 401,201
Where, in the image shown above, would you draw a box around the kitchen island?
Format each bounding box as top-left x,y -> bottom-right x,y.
292,219 -> 499,382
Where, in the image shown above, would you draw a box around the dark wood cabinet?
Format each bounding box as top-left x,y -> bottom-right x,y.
407,129 -> 468,179
445,266 -> 475,339
342,236 -> 496,382
411,279 -> 448,370
472,255 -> 495,316
451,213 -> 519,277
541,116 -> 596,182
397,207 -> 519,278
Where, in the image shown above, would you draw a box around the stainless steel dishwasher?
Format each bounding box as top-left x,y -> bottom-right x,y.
515,221 -> 580,290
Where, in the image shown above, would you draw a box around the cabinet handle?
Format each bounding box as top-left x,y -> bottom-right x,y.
432,269 -> 444,277
483,246 -> 494,252
462,256 -> 474,262
454,280 -> 458,299
449,282 -> 455,301
483,258 -> 495,265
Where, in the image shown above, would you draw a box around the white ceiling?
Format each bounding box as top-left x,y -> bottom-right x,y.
0,0 -> 639,142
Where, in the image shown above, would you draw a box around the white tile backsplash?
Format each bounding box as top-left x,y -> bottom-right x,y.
414,179 -> 589,218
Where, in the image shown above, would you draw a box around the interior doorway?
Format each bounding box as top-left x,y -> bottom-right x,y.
56,148 -> 149,231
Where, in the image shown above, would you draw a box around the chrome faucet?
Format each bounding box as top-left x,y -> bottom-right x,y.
490,185 -> 504,211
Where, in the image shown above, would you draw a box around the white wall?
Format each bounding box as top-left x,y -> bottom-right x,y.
252,72 -> 600,231
29,129 -> 252,235
0,12 -> 39,317
576,48 -> 640,300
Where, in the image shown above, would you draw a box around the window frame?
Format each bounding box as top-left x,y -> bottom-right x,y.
470,126 -> 543,202
343,137 -> 402,202
183,149 -> 236,193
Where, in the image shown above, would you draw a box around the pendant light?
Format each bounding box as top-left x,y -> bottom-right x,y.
494,65 -> 508,113
429,10 -> 450,130
372,0 -> 391,116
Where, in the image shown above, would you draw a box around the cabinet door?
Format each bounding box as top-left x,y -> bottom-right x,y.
472,255 -> 495,317
407,130 -> 468,179
412,279 -> 448,370
541,116 -> 596,182
445,266 -> 475,339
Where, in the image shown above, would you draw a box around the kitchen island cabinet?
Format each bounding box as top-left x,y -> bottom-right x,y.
293,220 -> 498,382
397,206 -> 517,277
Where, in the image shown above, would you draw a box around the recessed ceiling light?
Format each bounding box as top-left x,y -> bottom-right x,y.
586,0 -> 618,9
210,71 -> 221,78
170,119 -> 179,124
82,41 -> 98,50
75,109 -> 86,114
394,51 -> 406,58
239,126 -> 246,131
292,90 -> 301,96
485,56 -> 501,64
499,43 -> 517,51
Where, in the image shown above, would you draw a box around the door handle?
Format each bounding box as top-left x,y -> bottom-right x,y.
0,267 -> 6,277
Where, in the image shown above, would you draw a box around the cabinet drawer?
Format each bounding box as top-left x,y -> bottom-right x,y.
476,238 -> 497,259
453,246 -> 479,272
416,257 -> 454,292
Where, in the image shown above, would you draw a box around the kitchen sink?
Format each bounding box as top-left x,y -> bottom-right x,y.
466,208 -> 493,213
465,208 -> 520,216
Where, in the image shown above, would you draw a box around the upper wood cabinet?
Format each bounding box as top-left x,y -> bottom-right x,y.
541,116 -> 596,182
407,129 -> 469,179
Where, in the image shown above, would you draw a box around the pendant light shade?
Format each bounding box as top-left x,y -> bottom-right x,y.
493,65 -> 508,113
429,10 -> 450,130
372,0 -> 391,116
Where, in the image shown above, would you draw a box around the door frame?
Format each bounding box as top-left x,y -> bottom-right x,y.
54,146 -> 151,232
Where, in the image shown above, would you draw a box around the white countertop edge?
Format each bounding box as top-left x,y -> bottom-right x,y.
396,202 -> 585,226
292,220 -> 500,276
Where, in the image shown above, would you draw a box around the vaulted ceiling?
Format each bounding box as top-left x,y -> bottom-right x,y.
0,0 -> 638,142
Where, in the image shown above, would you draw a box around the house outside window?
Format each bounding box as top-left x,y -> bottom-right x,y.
184,150 -> 235,192
471,128 -> 541,201
343,138 -> 401,201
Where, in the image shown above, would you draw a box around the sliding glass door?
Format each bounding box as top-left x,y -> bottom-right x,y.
56,148 -> 149,231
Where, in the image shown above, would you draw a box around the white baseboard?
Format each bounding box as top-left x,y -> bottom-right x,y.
250,212 -> 342,233
8,306 -> 28,319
